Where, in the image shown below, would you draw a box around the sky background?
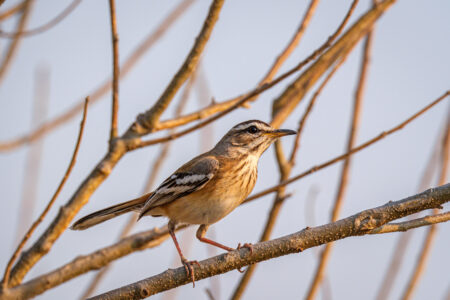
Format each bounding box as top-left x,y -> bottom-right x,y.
0,0 -> 449,299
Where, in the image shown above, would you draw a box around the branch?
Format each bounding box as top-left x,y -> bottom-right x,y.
4,1 -> 221,287
1,98 -> 89,290
305,20 -> 373,300
3,89 -> 445,297
0,1 -> 26,21
5,185 -> 449,300
79,184 -> 450,300
375,115 -> 447,300
127,0 -> 225,136
0,0 -> 81,38
79,71 -> 198,300
134,0 -> 395,150
0,0 -> 33,85
0,0 -> 195,152
369,212 -> 450,234
108,0 -> 120,141
401,113 -> 449,300
231,22 -> 351,299
245,91 -> 449,203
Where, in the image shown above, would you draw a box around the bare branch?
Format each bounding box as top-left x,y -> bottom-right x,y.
0,0 -> 33,85
245,91 -> 449,203
401,114 -> 449,300
369,212 -> 450,234
79,70 -> 198,300
231,38 -> 350,300
0,0 -> 81,38
0,1 -> 26,21
126,0 -> 225,137
0,0 -> 195,152
375,115 -> 447,300
1,97 -> 89,290
77,184 -> 450,300
4,0 -> 218,286
135,0 -> 395,150
3,90 -> 445,296
108,0 -> 120,141
305,23 -> 373,300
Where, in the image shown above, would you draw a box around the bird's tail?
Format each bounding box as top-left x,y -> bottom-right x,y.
71,193 -> 152,230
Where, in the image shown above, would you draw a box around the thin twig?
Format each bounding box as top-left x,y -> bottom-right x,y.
0,0 -> 33,85
401,114 -> 449,300
0,1 -> 26,21
245,91 -> 449,203
260,0 -> 320,85
375,117 -> 446,300
305,25 -> 373,300
0,0 -> 195,151
128,0 -> 225,135
369,211 -> 450,234
108,0 -> 120,141
79,71 -> 197,300
1,97 -> 89,290
134,0 -> 392,150
289,57 -> 348,165
0,0 -> 81,38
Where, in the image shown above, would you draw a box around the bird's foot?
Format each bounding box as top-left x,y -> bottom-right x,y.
181,257 -> 200,287
235,243 -> 253,273
236,242 -> 253,254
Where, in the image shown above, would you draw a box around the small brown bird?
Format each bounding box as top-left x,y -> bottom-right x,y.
72,120 -> 296,285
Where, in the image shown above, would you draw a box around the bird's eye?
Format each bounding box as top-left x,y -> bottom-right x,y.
247,126 -> 258,134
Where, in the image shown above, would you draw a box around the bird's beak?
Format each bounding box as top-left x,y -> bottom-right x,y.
266,129 -> 297,138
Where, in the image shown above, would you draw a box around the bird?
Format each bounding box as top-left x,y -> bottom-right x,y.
71,120 -> 296,285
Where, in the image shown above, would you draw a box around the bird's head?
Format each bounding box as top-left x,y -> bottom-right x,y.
215,120 -> 296,157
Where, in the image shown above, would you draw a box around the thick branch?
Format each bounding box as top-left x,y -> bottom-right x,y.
80,184 -> 450,300
5,185 -> 449,300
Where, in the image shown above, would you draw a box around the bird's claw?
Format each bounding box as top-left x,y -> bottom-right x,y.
181,258 -> 200,287
236,242 -> 253,254
234,243 -> 253,273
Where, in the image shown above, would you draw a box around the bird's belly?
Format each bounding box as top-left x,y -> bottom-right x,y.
162,192 -> 242,225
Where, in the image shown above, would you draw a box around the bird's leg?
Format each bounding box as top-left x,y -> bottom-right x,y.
196,224 -> 253,273
168,220 -> 199,287
196,224 -> 253,253
196,224 -> 234,251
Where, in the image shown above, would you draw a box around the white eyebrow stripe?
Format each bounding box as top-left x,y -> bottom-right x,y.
233,122 -> 271,132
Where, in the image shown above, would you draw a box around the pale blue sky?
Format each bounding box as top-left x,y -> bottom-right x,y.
0,1 -> 449,299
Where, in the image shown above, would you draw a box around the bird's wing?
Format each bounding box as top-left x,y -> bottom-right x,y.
139,155 -> 219,218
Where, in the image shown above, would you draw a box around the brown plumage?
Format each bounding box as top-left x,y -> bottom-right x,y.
71,120 -> 296,285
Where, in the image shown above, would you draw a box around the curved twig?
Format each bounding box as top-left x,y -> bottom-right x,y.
1,98 -> 89,289
0,0 -> 81,38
